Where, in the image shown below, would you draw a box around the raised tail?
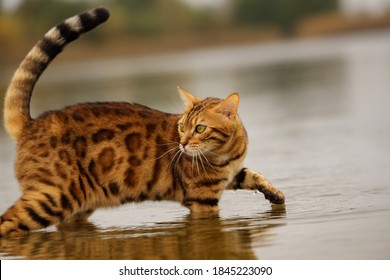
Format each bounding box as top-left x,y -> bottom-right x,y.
4,7 -> 110,141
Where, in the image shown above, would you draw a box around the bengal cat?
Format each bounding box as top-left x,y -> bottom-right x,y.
0,7 -> 285,238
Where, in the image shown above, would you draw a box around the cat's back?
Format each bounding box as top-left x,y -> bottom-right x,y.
19,102 -> 180,142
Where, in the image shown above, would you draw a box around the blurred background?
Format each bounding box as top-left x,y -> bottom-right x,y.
1,0 -> 390,63
1,0 -> 390,259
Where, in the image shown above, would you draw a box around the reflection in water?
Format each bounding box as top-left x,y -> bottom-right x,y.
0,206 -> 285,260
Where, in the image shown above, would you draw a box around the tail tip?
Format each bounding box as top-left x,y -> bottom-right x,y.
93,7 -> 110,23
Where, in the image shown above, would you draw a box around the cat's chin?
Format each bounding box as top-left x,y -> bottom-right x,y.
181,149 -> 198,157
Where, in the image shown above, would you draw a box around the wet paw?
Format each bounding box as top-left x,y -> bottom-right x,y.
257,186 -> 285,204
269,194 -> 285,205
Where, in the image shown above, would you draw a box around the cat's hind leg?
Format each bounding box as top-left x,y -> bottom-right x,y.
229,168 -> 285,204
0,189 -> 76,238
0,199 -> 54,237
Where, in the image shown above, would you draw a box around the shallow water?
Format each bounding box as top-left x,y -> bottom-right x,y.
1,30 -> 390,259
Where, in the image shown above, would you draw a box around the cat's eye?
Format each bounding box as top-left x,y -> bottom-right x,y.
179,123 -> 185,132
195,125 -> 206,134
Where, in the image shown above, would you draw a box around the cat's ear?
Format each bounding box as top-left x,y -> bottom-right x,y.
177,86 -> 200,108
215,93 -> 240,119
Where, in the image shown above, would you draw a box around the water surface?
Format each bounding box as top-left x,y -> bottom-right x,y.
1,30 -> 390,259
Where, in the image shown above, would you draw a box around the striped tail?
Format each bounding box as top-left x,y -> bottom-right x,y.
4,7 -> 110,141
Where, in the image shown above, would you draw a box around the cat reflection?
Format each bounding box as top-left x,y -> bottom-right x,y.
0,206 -> 285,260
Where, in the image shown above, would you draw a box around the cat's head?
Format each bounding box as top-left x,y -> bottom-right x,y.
177,86 -> 246,157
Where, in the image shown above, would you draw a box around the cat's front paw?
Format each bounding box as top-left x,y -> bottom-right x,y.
258,186 -> 285,205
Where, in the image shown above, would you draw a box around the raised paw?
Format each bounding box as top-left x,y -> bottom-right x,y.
258,186 -> 285,205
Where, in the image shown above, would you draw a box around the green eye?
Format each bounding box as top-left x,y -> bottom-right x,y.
179,123 -> 185,132
195,125 -> 207,134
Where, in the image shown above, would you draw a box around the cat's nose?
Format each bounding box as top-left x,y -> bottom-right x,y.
179,140 -> 188,152
180,140 -> 188,147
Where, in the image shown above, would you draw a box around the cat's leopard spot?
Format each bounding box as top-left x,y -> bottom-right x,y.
128,155 -> 142,166
138,110 -> 152,118
69,180 -> 83,206
73,136 -> 87,158
61,130 -> 72,145
117,123 -> 133,131
72,110 -> 85,122
108,182 -> 120,196
146,123 -> 157,137
49,136 -> 58,149
92,129 -> 115,143
124,168 -> 136,188
124,132 -> 142,153
97,147 -> 116,174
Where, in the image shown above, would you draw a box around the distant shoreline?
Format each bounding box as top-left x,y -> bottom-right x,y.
2,11 -> 390,66
2,27 -> 390,89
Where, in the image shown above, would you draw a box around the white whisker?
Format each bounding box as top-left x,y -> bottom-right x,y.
199,150 -> 219,175
162,149 -> 181,176
168,149 -> 182,170
154,146 -> 180,161
174,151 -> 183,175
195,151 -> 201,177
198,150 -> 212,182
191,152 -> 195,176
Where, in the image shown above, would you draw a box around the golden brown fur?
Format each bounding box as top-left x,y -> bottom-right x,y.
1,7 -> 284,238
